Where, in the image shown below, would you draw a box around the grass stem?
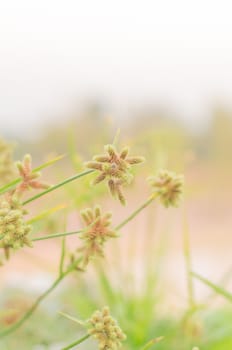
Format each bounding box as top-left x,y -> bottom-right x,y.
0,258 -> 82,338
182,206 -> 195,308
61,334 -> 90,350
32,230 -> 83,242
23,169 -> 94,205
115,196 -> 154,231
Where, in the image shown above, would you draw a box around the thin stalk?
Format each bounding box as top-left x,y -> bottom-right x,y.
0,258 -> 82,338
59,238 -> 66,276
0,154 -> 65,196
32,230 -> 83,242
115,196 -> 154,231
192,271 -> 232,303
140,336 -> 164,350
61,334 -> 90,350
27,204 -> 67,225
182,206 -> 195,308
23,169 -> 94,205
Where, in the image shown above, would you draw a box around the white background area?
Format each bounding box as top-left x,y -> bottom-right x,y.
1,0 -> 232,136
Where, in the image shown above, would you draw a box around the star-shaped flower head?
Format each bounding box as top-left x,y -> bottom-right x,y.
85,144 -> 145,205
15,154 -> 50,197
79,206 -> 117,266
87,306 -> 126,350
149,170 -> 184,208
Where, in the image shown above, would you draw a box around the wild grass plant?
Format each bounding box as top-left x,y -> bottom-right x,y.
0,130 -> 231,350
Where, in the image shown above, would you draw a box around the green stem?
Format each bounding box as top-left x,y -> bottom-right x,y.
61,334 -> 90,350
182,207 -> 195,308
59,237 -> 66,276
115,196 -> 154,231
192,271 -> 232,303
0,258 -> 82,338
32,230 -> 83,242
23,169 -> 94,205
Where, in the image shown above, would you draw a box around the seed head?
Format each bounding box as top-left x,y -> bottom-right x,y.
79,206 -> 117,266
85,144 -> 145,205
0,199 -> 32,261
149,170 -> 184,208
0,138 -> 16,186
15,154 -> 50,197
87,306 -> 126,350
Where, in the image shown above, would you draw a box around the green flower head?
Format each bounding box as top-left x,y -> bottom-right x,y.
88,306 -> 126,350
149,170 -> 184,208
0,199 -> 32,261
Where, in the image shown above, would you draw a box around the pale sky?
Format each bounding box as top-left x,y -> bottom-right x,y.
1,0 -> 232,137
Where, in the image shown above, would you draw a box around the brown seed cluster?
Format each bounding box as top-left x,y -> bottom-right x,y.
15,154 -> 50,197
149,170 -> 184,208
88,307 -> 126,350
79,206 -> 117,266
85,144 -> 144,205
0,199 -> 32,261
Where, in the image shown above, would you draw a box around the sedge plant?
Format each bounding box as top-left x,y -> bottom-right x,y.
0,136 -> 185,350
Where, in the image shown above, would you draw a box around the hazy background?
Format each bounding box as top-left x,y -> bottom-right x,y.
1,2 -> 232,349
1,0 -> 232,139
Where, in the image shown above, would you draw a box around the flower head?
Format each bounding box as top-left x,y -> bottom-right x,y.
15,154 -> 50,197
0,138 -> 16,186
0,199 -> 32,261
149,170 -> 184,208
78,206 -> 117,266
85,144 -> 144,205
88,306 -> 126,350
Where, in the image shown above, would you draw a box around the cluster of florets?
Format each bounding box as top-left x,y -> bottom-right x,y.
0,153 -> 50,263
78,206 -> 117,266
15,154 -> 49,197
0,138 -> 16,186
0,199 -> 32,260
87,307 -> 126,350
149,169 -> 184,208
85,144 -> 144,205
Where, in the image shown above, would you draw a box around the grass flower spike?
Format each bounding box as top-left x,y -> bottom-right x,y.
88,306 -> 126,350
0,199 -> 32,260
15,154 -> 50,196
79,206 -> 117,266
149,169 -> 184,208
85,144 -> 144,205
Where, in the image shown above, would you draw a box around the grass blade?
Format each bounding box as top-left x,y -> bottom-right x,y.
27,204 -> 67,225
191,271 -> 232,302
141,336 -> 164,350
